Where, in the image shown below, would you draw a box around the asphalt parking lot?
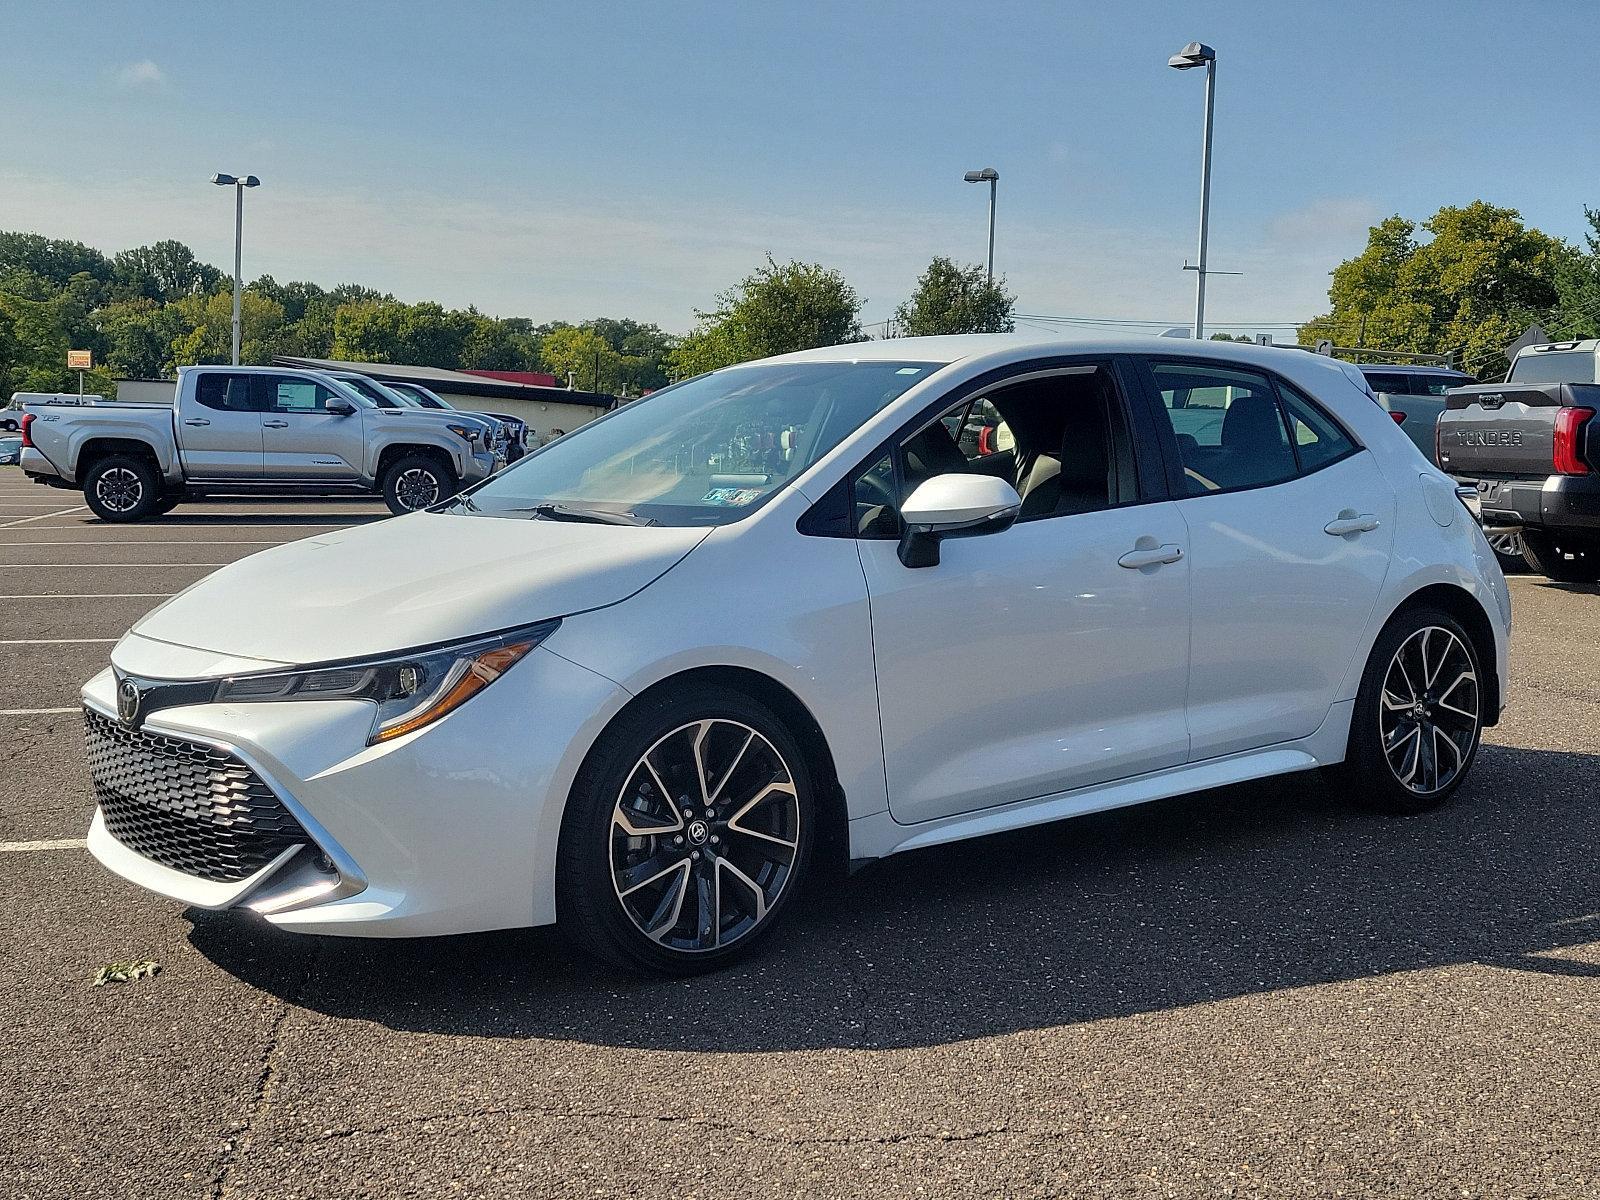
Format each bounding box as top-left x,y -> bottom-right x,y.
2,465 -> 1596,1199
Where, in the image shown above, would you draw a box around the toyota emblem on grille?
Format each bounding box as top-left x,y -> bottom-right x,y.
116,678 -> 143,726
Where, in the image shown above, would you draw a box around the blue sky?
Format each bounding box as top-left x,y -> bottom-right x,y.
3,1 -> 1595,336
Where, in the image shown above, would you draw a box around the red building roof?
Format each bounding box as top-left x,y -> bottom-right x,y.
460,369 -> 560,388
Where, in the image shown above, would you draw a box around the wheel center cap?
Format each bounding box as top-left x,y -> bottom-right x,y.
686,819 -> 710,847
1412,702 -> 1427,720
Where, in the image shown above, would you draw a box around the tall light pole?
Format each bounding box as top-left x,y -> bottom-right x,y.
963,167 -> 1000,282
211,173 -> 260,365
1168,42 -> 1215,339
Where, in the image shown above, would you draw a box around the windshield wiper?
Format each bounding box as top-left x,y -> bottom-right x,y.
518,502 -> 655,527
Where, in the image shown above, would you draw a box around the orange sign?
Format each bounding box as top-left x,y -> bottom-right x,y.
67,349 -> 93,369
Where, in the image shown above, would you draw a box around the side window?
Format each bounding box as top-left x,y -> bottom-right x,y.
1150,362 -> 1296,495
192,373 -> 259,412
1276,381 -> 1359,474
260,376 -> 340,414
850,365 -> 1131,536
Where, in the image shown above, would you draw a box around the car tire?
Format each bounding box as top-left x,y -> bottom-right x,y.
1485,530 -> 1528,575
1332,606 -> 1484,815
557,684 -> 817,975
1519,530 -> 1600,582
381,453 -> 457,516
82,454 -> 162,523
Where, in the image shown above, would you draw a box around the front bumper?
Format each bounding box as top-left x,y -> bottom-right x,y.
1460,473 -> 1600,534
81,640 -> 628,936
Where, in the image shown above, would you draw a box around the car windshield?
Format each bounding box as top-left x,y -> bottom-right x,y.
450,359 -> 939,527
1508,350 -> 1596,385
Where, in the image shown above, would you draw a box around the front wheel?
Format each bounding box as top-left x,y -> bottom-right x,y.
557,686 -> 816,974
82,455 -> 162,522
1333,607 -> 1484,814
1520,530 -> 1600,582
381,453 -> 457,516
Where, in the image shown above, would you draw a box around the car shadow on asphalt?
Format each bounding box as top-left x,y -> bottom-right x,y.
187,742 -> 1600,1052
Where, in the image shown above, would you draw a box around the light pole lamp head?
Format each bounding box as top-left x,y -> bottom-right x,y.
1168,42 -> 1216,70
241,175 -> 261,188
963,168 -> 1000,183
211,173 -> 261,187
211,173 -> 237,186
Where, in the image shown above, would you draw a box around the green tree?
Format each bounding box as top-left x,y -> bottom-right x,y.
893,257 -> 1015,336
1302,201 -> 1566,377
0,232 -> 113,287
1547,206 -> 1600,340
669,255 -> 863,377
97,299 -> 184,378
168,291 -> 287,365
539,324 -> 618,391
112,240 -> 224,303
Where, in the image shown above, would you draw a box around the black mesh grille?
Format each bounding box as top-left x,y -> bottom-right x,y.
85,708 -> 308,883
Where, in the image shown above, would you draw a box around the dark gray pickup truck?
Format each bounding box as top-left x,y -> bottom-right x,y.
1438,380 -> 1600,581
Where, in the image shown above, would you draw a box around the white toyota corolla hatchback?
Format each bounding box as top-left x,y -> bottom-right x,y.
84,336 -> 1510,973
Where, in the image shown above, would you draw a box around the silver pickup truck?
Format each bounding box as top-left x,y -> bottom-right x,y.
19,365 -> 498,520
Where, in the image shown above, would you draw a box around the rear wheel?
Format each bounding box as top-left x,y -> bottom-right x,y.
1485,530 -> 1528,575
557,685 -> 815,974
82,455 -> 162,522
1334,607 -> 1483,814
381,453 -> 457,515
1520,530 -> 1600,582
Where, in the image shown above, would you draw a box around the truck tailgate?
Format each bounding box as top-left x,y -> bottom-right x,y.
1436,382 -> 1594,478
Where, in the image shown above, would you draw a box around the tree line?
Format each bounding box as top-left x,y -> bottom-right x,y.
1300,200 -> 1600,378
0,231 -> 1016,400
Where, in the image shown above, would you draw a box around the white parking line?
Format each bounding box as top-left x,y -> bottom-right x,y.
0,839 -> 87,852
0,638 -> 117,644
0,706 -> 77,715
0,506 -> 87,528
0,593 -> 173,599
0,539 -> 289,546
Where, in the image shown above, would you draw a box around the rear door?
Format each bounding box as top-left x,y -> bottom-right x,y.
177,372 -> 264,478
257,375 -> 364,480
1137,357 -> 1395,760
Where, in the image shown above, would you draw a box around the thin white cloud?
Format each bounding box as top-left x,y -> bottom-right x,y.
115,60 -> 167,89
0,168 -> 1367,335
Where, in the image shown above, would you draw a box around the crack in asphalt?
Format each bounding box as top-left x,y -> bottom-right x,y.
209,947 -> 321,1200
289,1103 -> 1023,1150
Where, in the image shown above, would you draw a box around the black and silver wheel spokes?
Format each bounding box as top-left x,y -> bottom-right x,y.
1379,626 -> 1479,795
96,467 -> 143,513
610,719 -> 800,953
396,468 -> 440,510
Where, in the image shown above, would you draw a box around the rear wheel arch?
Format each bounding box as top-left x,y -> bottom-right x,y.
1378,583 -> 1501,726
77,437 -> 163,483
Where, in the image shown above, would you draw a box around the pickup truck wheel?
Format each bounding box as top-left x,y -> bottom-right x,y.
382,453 -> 457,515
83,455 -> 162,523
1520,530 -> 1600,582
1485,531 -> 1528,574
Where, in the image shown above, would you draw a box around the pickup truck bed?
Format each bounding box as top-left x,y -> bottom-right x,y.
1437,381 -> 1600,580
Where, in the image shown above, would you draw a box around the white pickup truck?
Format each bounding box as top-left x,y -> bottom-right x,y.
19,365 -> 499,520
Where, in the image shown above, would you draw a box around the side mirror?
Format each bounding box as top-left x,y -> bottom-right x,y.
325,399 -> 356,416
897,473 -> 1021,568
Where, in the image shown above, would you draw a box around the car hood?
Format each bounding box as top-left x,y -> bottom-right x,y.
124,512 -> 710,672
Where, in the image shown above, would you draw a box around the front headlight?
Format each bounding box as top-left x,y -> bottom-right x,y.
445,423 -> 479,444
214,621 -> 559,744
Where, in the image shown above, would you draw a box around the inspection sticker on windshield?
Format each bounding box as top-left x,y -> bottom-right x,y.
702,487 -> 764,506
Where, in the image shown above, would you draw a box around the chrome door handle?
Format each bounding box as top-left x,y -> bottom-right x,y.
1324,512 -> 1380,536
182,418 -> 210,426
263,419 -> 290,428
1118,544 -> 1184,569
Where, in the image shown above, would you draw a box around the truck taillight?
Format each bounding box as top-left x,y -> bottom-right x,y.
1553,406 -> 1595,476
19,412 -> 34,448
1434,411 -> 1444,464
1389,410 -> 1407,425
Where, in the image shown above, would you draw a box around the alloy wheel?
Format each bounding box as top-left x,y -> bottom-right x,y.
1378,626 -> 1479,795
610,719 -> 801,953
95,467 -> 144,514
395,468 -> 440,510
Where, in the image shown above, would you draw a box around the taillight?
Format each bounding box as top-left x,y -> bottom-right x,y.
1553,406 -> 1595,475
19,412 -> 34,448
1389,410 -> 1407,425
1434,412 -> 1444,464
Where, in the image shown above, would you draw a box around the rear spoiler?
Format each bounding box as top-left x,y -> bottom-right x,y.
1444,381 -> 1600,410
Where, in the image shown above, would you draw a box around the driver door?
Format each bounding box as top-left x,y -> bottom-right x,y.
856,360 -> 1192,826
257,375 -> 363,481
